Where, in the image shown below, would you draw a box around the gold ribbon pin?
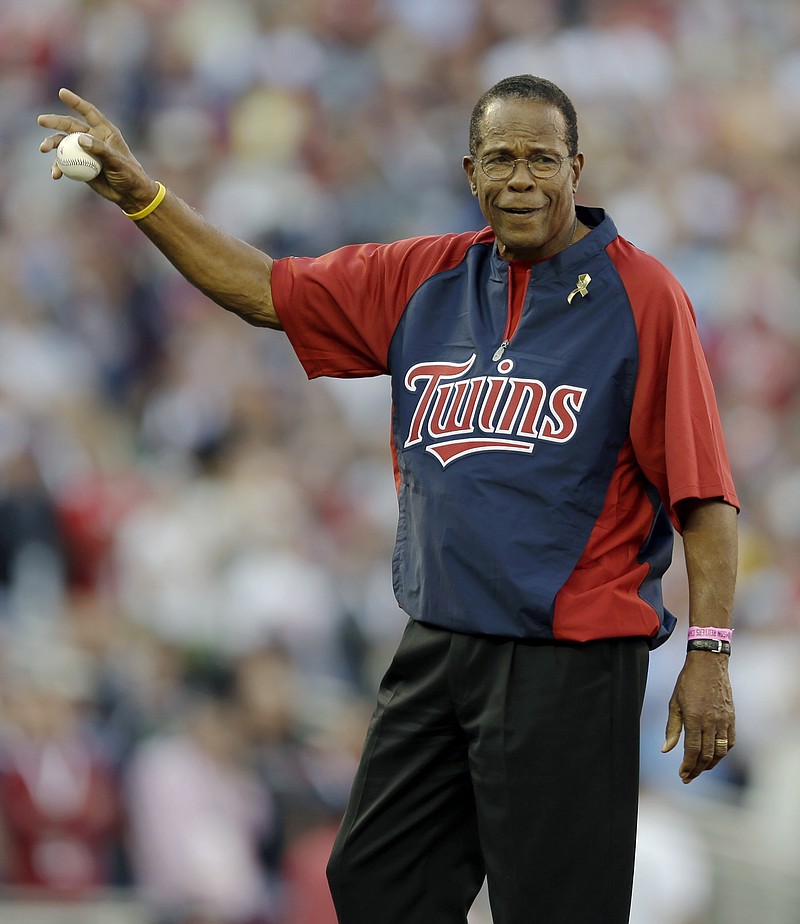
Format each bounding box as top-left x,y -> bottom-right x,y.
567,273 -> 592,304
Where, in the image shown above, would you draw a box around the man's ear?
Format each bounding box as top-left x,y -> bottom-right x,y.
462,155 -> 478,196
571,152 -> 585,195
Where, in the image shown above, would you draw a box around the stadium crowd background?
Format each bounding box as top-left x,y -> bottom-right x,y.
0,0 -> 799,922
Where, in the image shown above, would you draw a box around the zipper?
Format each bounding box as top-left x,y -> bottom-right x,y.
492,340 -> 510,361
494,264 -> 531,362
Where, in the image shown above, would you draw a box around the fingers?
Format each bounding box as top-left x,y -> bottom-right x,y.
678,726 -> 705,783
37,88 -> 109,152
676,725 -> 735,784
38,120 -> 89,156
661,706 -> 683,753
57,87 -> 109,128
662,694 -> 735,783
38,93 -> 153,209
38,124 -> 83,153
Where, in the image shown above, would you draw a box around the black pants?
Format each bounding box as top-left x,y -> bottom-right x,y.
327,619 -> 649,924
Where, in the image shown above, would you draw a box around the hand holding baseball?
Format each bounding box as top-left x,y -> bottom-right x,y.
55,133 -> 102,182
38,88 -> 159,214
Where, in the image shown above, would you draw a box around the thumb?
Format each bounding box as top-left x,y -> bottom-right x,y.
662,707 -> 683,753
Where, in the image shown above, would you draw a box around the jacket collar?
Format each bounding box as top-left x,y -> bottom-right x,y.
488,206 -> 618,283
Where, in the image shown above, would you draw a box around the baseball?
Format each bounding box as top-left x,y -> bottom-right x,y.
55,132 -> 101,182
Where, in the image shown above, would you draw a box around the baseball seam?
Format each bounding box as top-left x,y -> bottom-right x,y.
57,157 -> 99,169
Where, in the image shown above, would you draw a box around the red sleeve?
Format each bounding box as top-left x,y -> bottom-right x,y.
270,230 -> 491,379
609,237 -> 739,529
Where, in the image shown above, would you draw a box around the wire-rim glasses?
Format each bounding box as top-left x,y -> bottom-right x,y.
475,152 -> 573,181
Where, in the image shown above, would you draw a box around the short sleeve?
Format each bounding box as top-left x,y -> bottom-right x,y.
271,231 -> 487,380
609,238 -> 739,528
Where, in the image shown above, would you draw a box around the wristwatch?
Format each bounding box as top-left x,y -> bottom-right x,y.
687,638 -> 731,655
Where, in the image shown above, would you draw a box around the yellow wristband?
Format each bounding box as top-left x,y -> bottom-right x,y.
124,182 -> 167,221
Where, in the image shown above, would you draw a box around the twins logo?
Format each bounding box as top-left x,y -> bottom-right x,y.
403,354 -> 587,467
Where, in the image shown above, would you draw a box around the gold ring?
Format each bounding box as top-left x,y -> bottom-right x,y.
715,738 -> 729,748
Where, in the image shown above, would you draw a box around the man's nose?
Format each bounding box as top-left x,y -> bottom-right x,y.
507,160 -> 537,188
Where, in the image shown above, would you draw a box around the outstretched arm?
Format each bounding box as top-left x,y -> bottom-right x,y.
38,88 -> 279,329
662,498 -> 738,783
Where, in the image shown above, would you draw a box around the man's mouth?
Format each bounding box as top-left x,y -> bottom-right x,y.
501,206 -> 542,215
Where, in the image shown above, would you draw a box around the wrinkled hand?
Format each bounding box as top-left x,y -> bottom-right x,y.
662,651 -> 735,783
38,88 -> 157,211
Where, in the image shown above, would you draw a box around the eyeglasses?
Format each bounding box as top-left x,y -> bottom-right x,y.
475,152 -> 572,181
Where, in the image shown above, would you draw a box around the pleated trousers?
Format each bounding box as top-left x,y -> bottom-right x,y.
327,618 -> 649,924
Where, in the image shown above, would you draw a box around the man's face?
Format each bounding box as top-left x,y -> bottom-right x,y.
463,98 -> 584,262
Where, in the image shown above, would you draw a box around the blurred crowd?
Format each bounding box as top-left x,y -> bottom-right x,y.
0,0 -> 799,922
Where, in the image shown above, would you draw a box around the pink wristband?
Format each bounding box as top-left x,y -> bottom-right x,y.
687,626 -> 733,643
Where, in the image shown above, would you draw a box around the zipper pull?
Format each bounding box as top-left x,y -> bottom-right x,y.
492,340 -> 510,362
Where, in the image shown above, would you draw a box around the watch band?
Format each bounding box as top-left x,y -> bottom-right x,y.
687,638 -> 731,656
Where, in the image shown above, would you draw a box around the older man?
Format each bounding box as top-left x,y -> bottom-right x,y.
39,74 -> 738,924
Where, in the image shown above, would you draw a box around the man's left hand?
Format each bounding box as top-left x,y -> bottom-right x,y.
662,650 -> 735,783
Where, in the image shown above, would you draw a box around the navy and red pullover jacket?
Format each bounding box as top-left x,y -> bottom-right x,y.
272,207 -> 738,647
